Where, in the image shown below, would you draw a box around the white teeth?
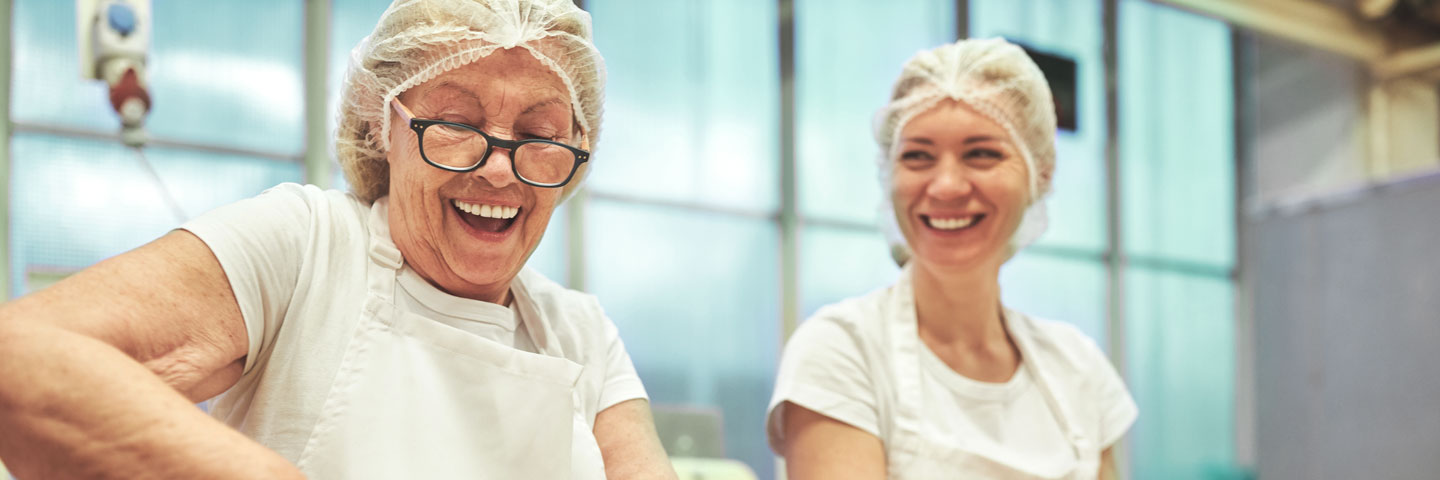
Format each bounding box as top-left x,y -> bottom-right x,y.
454,200 -> 519,220
928,216 -> 976,231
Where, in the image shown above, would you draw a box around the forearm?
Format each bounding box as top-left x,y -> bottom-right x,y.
595,399 -> 677,480
1098,447 -> 1119,480
0,321 -> 303,480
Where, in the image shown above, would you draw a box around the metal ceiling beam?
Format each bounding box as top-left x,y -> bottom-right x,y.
1149,0 -> 1388,61
1373,42 -> 1440,80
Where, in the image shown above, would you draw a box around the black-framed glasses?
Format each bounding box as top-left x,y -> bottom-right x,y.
390,98 -> 590,188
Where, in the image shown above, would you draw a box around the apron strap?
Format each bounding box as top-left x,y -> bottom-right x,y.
888,264 -> 1089,464
508,271 -> 565,358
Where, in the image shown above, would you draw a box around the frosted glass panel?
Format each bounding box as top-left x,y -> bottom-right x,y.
330,161 -> 350,192
999,251 -> 1107,350
12,0 -> 307,154
524,203 -> 569,288
970,0 -> 1107,252
796,0 -> 955,224
799,225 -> 899,317
588,0 -> 780,211
329,0 -> 393,139
147,0 -> 305,154
11,0 -> 114,132
1126,266 -> 1236,480
585,200 -> 779,479
1119,1 -> 1235,267
10,133 -> 302,296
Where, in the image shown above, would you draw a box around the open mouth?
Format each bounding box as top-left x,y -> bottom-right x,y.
453,199 -> 520,234
921,213 -> 985,232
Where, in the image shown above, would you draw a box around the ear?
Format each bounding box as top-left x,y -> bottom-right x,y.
1034,161 -> 1055,199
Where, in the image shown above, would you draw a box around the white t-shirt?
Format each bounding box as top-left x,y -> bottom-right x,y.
767,276 -> 1137,476
182,183 -> 647,463
394,264 -> 537,354
915,340 -> 1072,471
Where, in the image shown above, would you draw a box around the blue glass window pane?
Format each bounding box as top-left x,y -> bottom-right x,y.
588,0 -> 780,212
146,0 -> 306,154
1125,266 -> 1236,480
1119,0 -> 1235,267
13,0 -> 306,154
524,203 -> 569,288
970,0 -> 1107,253
585,200 -> 779,479
10,133 -> 302,297
12,0 -> 114,132
329,0 -> 392,141
796,0 -> 955,225
999,251 -> 1108,350
329,161 -> 350,192
799,225 -> 899,317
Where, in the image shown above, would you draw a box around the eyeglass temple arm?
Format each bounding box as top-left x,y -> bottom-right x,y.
390,97 -> 416,123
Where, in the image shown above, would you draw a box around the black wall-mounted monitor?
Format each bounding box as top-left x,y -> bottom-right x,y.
1015,42 -> 1078,133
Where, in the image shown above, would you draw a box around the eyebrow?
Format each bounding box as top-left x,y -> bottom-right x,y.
420,82 -> 569,118
423,81 -> 564,113
901,135 -> 1003,145
423,82 -> 481,105
522,97 -> 569,115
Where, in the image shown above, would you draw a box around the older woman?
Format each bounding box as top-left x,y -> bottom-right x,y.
0,1 -> 675,478
767,38 -> 1137,479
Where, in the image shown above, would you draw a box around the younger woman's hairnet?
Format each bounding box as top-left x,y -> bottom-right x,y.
335,0 -> 605,204
874,37 -> 1057,265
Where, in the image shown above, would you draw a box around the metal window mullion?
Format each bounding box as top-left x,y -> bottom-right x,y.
955,0 -> 969,40
1,0 -> 13,302
9,122 -> 303,163
1103,0 -> 1125,374
303,0 -> 332,188
1102,0 -> 1131,476
566,188 -> 587,291
568,0 -> 587,293
1231,27 -> 1257,469
776,2 -> 798,477
778,0 -> 799,343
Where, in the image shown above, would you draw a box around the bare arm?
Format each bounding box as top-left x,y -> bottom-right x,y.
781,402 -> 886,480
594,398 -> 677,480
0,230 -> 304,479
1098,446 -> 1118,480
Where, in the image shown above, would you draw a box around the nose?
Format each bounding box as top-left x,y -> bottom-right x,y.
926,157 -> 973,200
470,143 -> 519,188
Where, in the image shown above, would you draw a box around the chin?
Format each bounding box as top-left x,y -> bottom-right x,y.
460,257 -> 521,285
915,247 -> 1000,271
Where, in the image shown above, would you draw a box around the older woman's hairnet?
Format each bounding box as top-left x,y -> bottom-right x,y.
336,0 -> 605,203
874,37 -> 1057,264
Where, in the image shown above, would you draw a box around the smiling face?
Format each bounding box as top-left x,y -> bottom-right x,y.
385,48 -> 578,303
891,99 -> 1031,274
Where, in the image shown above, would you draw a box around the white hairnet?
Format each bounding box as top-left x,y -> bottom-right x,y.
874,37 -> 1057,265
336,0 -> 605,203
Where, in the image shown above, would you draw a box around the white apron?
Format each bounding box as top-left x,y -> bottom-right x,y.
292,201 -> 607,479
884,266 -> 1098,479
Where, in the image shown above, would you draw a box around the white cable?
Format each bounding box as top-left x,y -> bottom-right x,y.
131,146 -> 189,223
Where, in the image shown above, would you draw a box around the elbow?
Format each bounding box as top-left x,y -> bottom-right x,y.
0,320 -> 54,409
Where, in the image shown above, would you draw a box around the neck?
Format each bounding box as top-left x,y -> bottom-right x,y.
910,259 -> 1006,349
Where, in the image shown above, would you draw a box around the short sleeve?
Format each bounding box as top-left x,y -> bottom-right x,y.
179,183 -> 319,375
596,309 -> 648,411
766,313 -> 881,455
